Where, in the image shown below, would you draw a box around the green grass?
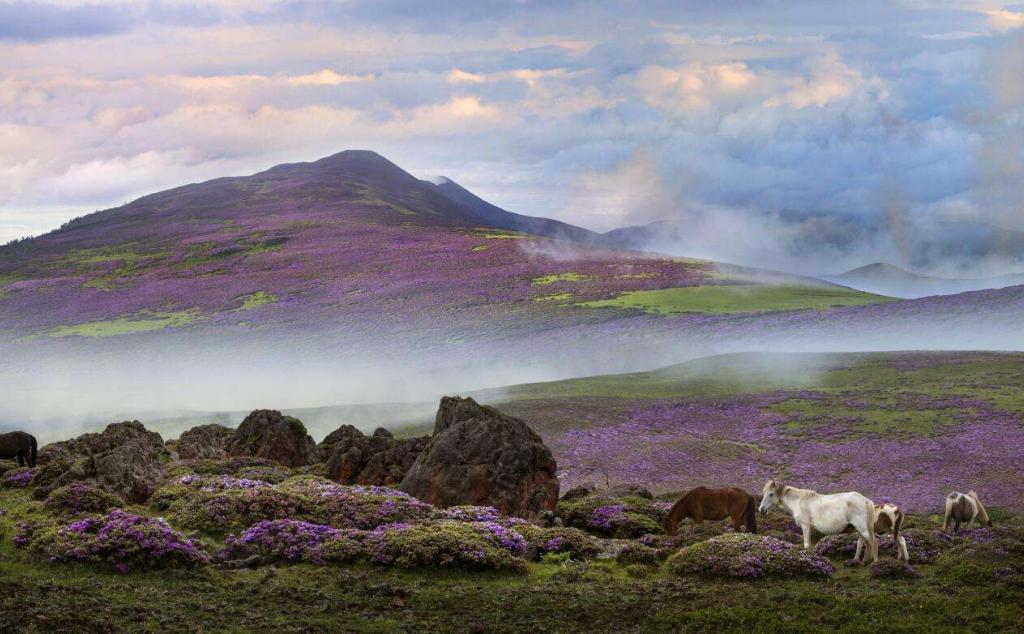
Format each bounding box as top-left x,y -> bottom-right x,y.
47,310 -> 200,338
531,272 -> 592,286
533,292 -> 572,302
237,291 -> 277,310
578,284 -> 894,315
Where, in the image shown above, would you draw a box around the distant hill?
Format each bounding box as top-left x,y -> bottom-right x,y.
826,262 -> 1024,298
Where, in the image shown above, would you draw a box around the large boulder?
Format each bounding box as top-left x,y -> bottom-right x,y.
321,425 -> 428,486
399,396 -> 559,518
175,424 -> 234,460
226,410 -> 318,467
35,421 -> 169,503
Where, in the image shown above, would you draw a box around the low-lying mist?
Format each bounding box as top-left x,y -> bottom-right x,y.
4,295 -> 1023,445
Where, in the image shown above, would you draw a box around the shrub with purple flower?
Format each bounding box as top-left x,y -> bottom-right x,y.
556,494 -> 664,538
362,521 -> 527,571
164,487 -> 307,533
25,510 -> 210,572
668,533 -> 835,579
219,519 -> 362,564
1,467 -> 34,488
44,482 -> 122,515
516,525 -> 602,560
306,483 -> 433,530
431,505 -> 501,523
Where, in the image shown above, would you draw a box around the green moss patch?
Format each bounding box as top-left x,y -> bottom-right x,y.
579,284 -> 894,315
47,310 -> 199,338
531,272 -> 593,286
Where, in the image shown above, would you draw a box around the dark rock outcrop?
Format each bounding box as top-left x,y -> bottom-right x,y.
175,424 -> 235,460
226,410 -> 318,467
399,396 -> 559,518
35,421 -> 169,503
320,425 -> 427,486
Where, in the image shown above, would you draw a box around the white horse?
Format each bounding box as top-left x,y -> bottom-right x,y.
854,503 -> 909,562
759,479 -> 879,564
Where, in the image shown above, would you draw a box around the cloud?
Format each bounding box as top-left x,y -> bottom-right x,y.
0,1 -> 220,41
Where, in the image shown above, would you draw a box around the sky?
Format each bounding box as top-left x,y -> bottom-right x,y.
2,0 -> 1024,276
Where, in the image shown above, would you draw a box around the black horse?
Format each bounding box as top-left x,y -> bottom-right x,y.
0,431 -> 37,467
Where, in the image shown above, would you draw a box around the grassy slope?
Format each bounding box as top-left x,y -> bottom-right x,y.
578,285 -> 893,314
0,484 -> 1021,633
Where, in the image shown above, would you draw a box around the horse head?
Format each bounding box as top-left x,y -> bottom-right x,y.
758,479 -> 783,515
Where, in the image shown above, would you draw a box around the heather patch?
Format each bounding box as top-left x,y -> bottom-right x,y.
668,533 -> 835,579
616,543 -> 660,566
556,494 -> 667,538
218,519 -> 362,565
44,482 -> 121,516
20,510 -> 210,572
363,521 -> 527,571
516,525 -> 602,560
871,559 -> 920,579
430,505 -> 501,523
163,487 -> 306,533
1,467 -> 34,488
306,483 -> 433,529
186,456 -> 277,476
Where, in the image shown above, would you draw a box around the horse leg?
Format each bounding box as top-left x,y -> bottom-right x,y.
16,451 -> 24,467
731,511 -> 742,532
801,524 -> 813,551
897,535 -> 909,561
854,537 -> 864,563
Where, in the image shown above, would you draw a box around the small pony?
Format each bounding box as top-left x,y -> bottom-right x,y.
943,491 -> 991,533
759,479 -> 879,564
664,486 -> 757,535
0,430 -> 38,468
854,503 -> 908,562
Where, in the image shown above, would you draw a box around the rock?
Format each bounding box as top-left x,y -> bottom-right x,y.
561,485 -> 593,501
226,410 -> 319,467
372,427 -> 394,439
607,484 -> 654,499
35,421 -> 170,503
399,396 -> 559,518
321,425 -> 427,486
176,424 -> 235,460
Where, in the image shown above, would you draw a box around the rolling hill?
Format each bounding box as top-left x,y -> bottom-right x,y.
827,262 -> 1024,298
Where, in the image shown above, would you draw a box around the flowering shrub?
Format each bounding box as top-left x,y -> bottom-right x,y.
187,457 -> 277,475
515,524 -> 602,560
616,543 -> 660,566
556,494 -> 664,538
236,465 -> 294,484
431,505 -> 501,523
219,519 -> 362,564
44,482 -> 122,515
668,534 -> 835,579
164,487 -> 307,532
29,458 -> 74,489
1,467 -> 34,488
306,483 -> 433,530
24,510 -> 210,572
363,521 -> 527,571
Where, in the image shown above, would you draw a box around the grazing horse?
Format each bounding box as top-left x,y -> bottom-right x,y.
758,479 -> 879,564
0,431 -> 37,468
943,491 -> 991,533
665,486 -> 757,535
854,503 -> 909,562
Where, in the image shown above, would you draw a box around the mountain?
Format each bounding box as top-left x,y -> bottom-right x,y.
429,176 -> 603,243
827,262 -> 1024,299
8,149 -> 1024,430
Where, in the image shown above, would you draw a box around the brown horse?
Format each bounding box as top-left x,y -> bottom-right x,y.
665,486 -> 757,535
0,431 -> 37,467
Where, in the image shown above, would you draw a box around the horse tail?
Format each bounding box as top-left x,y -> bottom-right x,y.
30,435 -> 37,468
865,498 -> 879,560
967,490 -> 991,526
943,493 -> 956,532
744,494 -> 757,534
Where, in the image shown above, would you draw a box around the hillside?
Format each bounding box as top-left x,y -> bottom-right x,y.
827,262 -> 1024,298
